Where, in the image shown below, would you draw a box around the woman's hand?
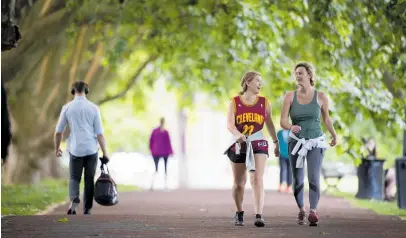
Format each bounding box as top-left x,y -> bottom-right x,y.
274,145 -> 280,157
236,133 -> 247,143
330,136 -> 337,147
290,125 -> 301,133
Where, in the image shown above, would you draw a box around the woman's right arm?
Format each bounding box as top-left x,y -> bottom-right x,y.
280,91 -> 293,130
227,99 -> 243,137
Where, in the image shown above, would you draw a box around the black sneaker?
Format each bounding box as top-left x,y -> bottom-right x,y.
67,197 -> 80,215
234,211 -> 244,226
67,209 -> 76,215
254,214 -> 265,227
84,208 -> 91,215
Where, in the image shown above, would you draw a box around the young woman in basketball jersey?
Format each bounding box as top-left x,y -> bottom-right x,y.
226,71 -> 280,227
280,62 -> 337,226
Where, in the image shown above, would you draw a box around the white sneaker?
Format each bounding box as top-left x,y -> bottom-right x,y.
67,197 -> 80,215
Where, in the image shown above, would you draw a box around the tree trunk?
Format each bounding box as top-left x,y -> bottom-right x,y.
11,152 -> 42,184
1,0 -> 154,183
38,152 -> 65,180
3,25 -> 109,184
48,155 -> 65,178
4,123 -> 56,184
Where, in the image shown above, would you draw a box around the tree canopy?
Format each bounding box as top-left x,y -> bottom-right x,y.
89,0 -> 405,159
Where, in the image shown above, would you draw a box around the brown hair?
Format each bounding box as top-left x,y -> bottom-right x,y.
239,71 -> 261,95
294,62 -> 315,86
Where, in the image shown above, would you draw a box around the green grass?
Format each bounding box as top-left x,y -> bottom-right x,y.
330,191 -> 406,220
1,179 -> 140,216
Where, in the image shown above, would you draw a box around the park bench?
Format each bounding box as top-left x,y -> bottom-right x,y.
321,161 -> 356,194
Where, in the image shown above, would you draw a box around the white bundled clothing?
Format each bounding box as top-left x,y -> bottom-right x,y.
289,131 -> 329,168
224,130 -> 266,172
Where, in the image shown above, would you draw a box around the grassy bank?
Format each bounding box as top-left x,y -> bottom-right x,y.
330,191 -> 406,220
1,179 -> 140,216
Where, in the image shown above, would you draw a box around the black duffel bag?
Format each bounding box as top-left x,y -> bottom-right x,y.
94,160 -> 119,206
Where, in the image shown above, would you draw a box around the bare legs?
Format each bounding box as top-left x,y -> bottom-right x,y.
231,154 -> 267,227
251,154 -> 266,215
231,162 -> 247,211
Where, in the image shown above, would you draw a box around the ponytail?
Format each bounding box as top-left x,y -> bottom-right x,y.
239,72 -> 259,95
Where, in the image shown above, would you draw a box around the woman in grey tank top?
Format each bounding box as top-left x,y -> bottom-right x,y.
280,62 -> 337,226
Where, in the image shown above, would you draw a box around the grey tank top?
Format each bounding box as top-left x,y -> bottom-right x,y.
289,90 -> 323,140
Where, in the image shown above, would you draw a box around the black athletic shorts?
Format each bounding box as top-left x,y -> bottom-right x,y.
227,149 -> 268,163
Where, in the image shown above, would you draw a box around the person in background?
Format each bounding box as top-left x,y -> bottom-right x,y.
55,81 -> 109,215
149,117 -> 173,191
362,137 -> 377,159
277,129 -> 293,193
361,137 -> 396,201
384,166 -> 397,201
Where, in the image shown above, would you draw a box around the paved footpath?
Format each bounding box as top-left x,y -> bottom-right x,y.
2,189 -> 406,238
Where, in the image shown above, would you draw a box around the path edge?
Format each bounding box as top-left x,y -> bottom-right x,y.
35,200 -> 69,215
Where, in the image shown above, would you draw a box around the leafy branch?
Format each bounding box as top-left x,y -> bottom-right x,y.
97,55 -> 158,105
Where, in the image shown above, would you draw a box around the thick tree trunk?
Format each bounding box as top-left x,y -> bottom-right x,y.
38,152 -> 65,180
2,25 -> 108,184
2,143 -> 52,184
11,152 -> 42,184
48,155 -> 65,178
3,123 -> 56,184
1,0 -> 152,184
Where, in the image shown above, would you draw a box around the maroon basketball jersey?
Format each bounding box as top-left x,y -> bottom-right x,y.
233,95 -> 267,136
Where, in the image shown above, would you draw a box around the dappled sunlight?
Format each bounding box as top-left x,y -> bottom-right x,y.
1,2 -> 404,229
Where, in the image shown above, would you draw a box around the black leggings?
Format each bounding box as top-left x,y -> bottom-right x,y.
153,156 -> 169,174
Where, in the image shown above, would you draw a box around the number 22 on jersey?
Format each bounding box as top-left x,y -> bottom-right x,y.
241,125 -> 254,136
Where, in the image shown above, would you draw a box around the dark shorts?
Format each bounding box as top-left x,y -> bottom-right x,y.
227,140 -> 269,163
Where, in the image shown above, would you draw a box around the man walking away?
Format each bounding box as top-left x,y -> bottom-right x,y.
54,81 -> 109,215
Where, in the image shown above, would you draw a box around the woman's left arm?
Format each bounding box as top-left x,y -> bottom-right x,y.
320,92 -> 337,142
